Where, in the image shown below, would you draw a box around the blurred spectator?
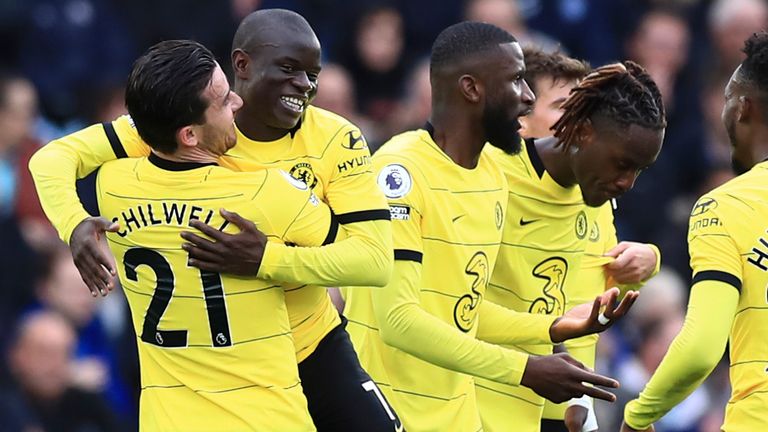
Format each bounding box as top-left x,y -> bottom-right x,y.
31,243 -> 136,424
388,58 -> 431,147
335,4 -> 413,132
524,0 -> 624,66
119,0 -> 238,77
0,310 -> 120,432
0,74 -> 58,249
465,0 -> 560,52
15,0 -> 135,124
626,9 -> 689,108
616,7 -> 711,276
0,75 -> 45,344
707,0 -> 768,84
312,63 -> 376,141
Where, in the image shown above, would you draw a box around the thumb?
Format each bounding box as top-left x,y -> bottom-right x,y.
605,241 -> 631,258
606,250 -> 632,270
94,217 -> 120,233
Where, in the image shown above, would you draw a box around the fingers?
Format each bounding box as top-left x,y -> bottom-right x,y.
588,296 -> 601,324
576,368 -> 619,390
604,241 -> 632,258
180,231 -> 220,253
91,216 -> 120,233
220,209 -> 255,231
187,258 -> 221,272
606,291 -> 639,320
183,243 -> 223,263
74,255 -> 113,297
579,383 -> 616,402
187,219 -> 230,241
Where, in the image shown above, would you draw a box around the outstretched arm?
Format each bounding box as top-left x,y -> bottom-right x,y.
29,116 -> 149,295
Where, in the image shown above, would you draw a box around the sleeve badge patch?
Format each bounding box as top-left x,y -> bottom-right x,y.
377,164 -> 412,199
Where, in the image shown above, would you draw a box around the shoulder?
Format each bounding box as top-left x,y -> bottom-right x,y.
373,131 -> 435,201
302,106 -> 364,144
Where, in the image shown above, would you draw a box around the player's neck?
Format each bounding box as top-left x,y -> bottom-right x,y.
153,148 -> 217,165
235,108 -> 290,142
429,116 -> 485,169
535,136 -> 576,187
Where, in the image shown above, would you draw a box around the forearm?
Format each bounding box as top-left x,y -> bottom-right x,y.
374,261 -> 529,386
476,300 -> 556,345
624,280 -> 736,429
29,140 -> 94,242
258,219 -> 393,287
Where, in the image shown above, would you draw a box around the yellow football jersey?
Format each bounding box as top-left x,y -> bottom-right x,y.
477,141 -> 600,431
39,107 -> 388,362
685,162 -> 768,431
541,202 -> 615,421
346,128 -> 510,432
97,155 -> 336,431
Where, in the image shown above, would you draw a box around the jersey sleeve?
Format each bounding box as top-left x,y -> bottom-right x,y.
324,125 -> 388,215
374,260 -> 530,387
260,170 -> 339,248
256,125 -> 393,287
28,115 -> 150,242
476,300 -> 556,345
687,195 -> 743,288
624,195 -> 741,429
623,280 -> 737,429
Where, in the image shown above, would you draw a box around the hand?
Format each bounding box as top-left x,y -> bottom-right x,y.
621,420 -> 654,432
520,352 -> 618,404
604,242 -> 658,284
70,217 -> 120,297
564,405 -> 587,432
549,287 -> 639,343
180,209 -> 267,276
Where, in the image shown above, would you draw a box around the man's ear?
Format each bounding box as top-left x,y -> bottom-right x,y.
737,95 -> 752,123
176,125 -> 198,149
459,74 -> 482,104
571,118 -> 594,152
232,49 -> 250,80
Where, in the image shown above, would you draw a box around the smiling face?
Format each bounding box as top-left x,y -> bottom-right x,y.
235,26 -> 321,132
481,41 -> 535,154
192,65 -> 243,156
571,119 -> 664,207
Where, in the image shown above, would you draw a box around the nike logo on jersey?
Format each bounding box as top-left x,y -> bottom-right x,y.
519,217 -> 539,226
452,214 -> 466,223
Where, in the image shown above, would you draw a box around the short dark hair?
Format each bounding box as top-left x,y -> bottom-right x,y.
739,31 -> 768,94
521,46 -> 591,95
552,60 -> 666,150
430,21 -> 517,75
125,40 -> 217,154
232,9 -> 314,54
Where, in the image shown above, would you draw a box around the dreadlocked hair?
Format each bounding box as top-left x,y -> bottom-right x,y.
551,60 -> 666,151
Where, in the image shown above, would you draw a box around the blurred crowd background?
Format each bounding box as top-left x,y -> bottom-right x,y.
0,0 -> 759,430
